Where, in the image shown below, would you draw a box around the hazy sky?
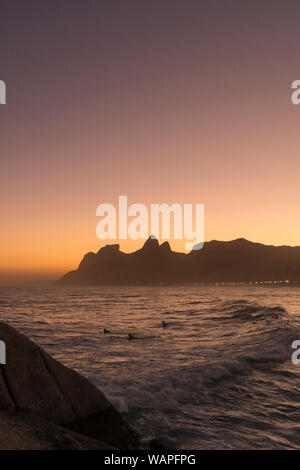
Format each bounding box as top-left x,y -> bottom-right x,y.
1,0 -> 300,281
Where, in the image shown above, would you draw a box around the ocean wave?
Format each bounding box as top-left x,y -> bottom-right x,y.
185,298 -> 221,306
214,300 -> 290,322
95,341 -> 297,449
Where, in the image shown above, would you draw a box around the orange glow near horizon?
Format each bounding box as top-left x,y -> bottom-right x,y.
2,117 -> 300,282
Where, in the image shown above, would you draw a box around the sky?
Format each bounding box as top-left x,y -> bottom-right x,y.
1,0 -> 300,282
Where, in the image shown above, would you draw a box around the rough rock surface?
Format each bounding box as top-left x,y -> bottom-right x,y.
0,321 -> 139,449
0,412 -> 115,450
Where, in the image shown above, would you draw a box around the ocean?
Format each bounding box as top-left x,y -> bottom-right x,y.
0,285 -> 300,449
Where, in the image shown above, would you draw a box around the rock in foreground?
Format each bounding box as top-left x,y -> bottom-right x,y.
0,321 -> 139,450
0,412 -> 115,450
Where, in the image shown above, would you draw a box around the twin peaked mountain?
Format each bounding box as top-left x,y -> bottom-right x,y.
59,237 -> 300,285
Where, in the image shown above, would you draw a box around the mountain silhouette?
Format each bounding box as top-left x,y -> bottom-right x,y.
58,237 -> 300,285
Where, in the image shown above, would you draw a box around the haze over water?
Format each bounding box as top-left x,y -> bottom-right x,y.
1,285 -> 300,449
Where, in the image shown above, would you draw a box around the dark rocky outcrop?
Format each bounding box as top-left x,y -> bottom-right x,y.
0,322 -> 139,450
0,412 -> 115,450
58,236 -> 300,285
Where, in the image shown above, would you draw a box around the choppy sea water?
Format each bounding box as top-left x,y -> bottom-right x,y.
0,285 -> 300,449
